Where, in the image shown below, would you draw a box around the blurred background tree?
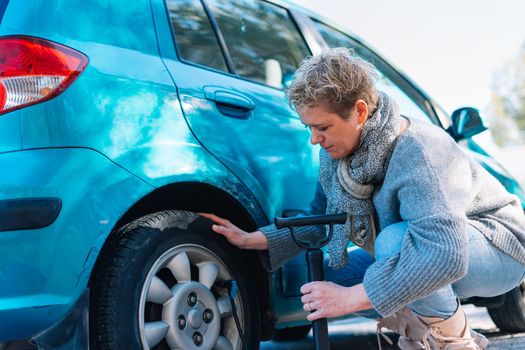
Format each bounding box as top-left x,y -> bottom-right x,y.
487,41 -> 525,146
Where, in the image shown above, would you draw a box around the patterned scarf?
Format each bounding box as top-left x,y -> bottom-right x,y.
319,92 -> 402,269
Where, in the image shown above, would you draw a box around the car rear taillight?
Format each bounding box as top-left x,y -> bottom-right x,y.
0,36 -> 88,115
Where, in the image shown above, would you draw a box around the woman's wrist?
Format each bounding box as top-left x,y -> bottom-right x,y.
244,230 -> 268,250
345,284 -> 372,313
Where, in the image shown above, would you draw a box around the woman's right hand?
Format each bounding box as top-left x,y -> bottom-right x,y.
199,213 -> 268,250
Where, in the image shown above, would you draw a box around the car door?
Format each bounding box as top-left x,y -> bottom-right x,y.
161,0 -> 319,219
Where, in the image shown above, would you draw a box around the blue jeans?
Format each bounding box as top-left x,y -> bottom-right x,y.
324,222 -> 525,318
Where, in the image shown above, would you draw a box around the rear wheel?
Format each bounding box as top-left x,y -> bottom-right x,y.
488,281 -> 525,332
89,210 -> 260,350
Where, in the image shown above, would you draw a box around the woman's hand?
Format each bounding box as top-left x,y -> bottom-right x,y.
199,213 -> 268,250
300,282 -> 372,321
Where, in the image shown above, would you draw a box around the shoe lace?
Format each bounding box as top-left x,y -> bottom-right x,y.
376,323 -> 394,350
471,330 -> 490,349
423,326 -> 480,350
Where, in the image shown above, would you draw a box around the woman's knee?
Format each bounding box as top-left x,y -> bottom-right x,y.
375,222 -> 407,260
452,225 -> 525,298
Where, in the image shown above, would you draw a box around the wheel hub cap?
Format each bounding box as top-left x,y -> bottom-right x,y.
164,282 -> 220,349
139,248 -> 239,350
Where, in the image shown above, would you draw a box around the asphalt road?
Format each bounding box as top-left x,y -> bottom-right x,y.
261,305 -> 525,349
3,306 -> 524,349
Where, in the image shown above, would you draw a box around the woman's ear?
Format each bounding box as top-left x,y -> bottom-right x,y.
355,99 -> 369,125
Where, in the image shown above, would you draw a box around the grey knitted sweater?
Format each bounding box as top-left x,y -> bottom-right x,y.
259,119 -> 525,316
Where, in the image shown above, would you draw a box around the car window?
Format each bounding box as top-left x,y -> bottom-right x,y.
166,0 -> 228,72
0,1 -> 8,24
375,76 -> 431,123
206,0 -> 310,88
313,19 -> 432,123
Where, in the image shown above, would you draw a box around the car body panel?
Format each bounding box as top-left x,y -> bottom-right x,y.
0,148 -> 152,340
0,110 -> 21,153
0,0 -> 157,55
465,141 -> 525,205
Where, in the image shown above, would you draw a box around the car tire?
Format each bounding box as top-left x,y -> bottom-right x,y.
272,325 -> 311,340
488,282 -> 525,332
89,210 -> 260,350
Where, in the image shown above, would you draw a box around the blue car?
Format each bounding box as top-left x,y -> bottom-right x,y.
1,0 -> 524,349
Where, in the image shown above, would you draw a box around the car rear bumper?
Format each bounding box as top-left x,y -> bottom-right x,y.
0,147 -> 152,341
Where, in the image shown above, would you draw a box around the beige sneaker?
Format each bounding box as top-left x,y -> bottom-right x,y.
376,305 -> 489,350
377,307 -> 428,349
418,306 -> 489,350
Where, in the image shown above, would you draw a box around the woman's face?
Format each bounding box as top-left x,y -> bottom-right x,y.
298,100 -> 368,159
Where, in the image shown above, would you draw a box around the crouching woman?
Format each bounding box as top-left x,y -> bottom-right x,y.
202,48 -> 525,349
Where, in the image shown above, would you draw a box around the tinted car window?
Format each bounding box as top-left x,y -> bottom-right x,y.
0,1 -> 8,24
313,19 -> 431,123
166,0 -> 228,72
206,0 -> 310,88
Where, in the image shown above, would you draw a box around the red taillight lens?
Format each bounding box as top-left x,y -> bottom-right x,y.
0,36 -> 88,115
0,82 -> 6,109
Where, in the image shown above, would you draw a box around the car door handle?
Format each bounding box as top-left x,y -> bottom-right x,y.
203,86 -> 255,119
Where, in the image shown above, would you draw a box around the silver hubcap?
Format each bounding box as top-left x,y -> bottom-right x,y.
138,245 -> 241,350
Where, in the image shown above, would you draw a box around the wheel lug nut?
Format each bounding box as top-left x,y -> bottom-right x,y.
203,309 -> 214,323
188,292 -> 198,307
177,315 -> 186,330
193,332 -> 203,346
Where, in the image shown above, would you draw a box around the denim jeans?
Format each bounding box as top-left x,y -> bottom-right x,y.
324,222 -> 525,318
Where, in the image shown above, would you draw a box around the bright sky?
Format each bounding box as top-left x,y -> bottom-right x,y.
293,0 -> 525,115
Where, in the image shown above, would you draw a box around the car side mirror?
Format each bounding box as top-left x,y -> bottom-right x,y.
448,107 -> 488,141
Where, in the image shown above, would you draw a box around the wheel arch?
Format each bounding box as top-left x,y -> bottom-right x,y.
113,181 -> 261,231
88,181 -> 274,339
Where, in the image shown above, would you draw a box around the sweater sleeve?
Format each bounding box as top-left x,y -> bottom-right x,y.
258,180 -> 327,272
363,129 -> 472,316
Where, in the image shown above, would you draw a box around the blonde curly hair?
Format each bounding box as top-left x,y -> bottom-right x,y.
286,47 -> 379,118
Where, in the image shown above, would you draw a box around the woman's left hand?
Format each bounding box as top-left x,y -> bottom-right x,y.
300,282 -> 372,321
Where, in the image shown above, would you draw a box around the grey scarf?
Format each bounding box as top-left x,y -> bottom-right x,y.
319,92 -> 402,269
